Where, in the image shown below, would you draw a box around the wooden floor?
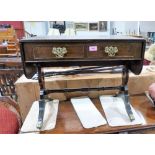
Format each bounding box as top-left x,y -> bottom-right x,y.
41,94 -> 155,134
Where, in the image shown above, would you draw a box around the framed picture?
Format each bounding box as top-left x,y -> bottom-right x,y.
89,22 -> 98,31
99,21 -> 107,32
49,21 -> 66,28
74,23 -> 88,31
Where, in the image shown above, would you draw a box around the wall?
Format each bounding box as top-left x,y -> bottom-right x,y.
111,21 -> 125,35
111,21 -> 155,36
111,21 -> 139,35
23,21 -> 155,37
24,21 -> 48,36
0,21 -> 24,39
139,21 -> 155,36
48,21 -> 111,36
125,21 -> 138,35
24,21 -> 111,36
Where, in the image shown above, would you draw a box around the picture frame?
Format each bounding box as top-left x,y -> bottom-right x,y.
89,22 -> 98,31
49,21 -> 66,28
99,21 -> 107,32
74,23 -> 88,31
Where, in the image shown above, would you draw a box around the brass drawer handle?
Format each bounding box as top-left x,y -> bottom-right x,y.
52,47 -> 67,58
105,46 -> 118,57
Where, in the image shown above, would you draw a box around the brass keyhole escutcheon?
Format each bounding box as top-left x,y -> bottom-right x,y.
105,46 -> 118,57
52,47 -> 68,58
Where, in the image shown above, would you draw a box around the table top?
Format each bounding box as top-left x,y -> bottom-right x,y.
21,35 -> 145,42
41,94 -> 155,134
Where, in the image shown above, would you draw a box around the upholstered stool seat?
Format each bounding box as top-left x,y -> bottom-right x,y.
0,97 -> 21,134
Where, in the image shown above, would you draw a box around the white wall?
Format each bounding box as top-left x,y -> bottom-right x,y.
111,21 -> 155,36
140,21 -> 155,32
111,21 -> 139,35
23,21 -> 155,37
125,21 -> 138,35
24,21 -> 48,36
48,21 -> 111,36
111,21 -> 125,34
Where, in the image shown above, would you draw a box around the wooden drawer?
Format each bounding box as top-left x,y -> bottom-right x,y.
24,41 -> 143,60
24,43 -> 85,60
86,44 -> 103,58
86,42 -> 142,59
0,47 -> 7,54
